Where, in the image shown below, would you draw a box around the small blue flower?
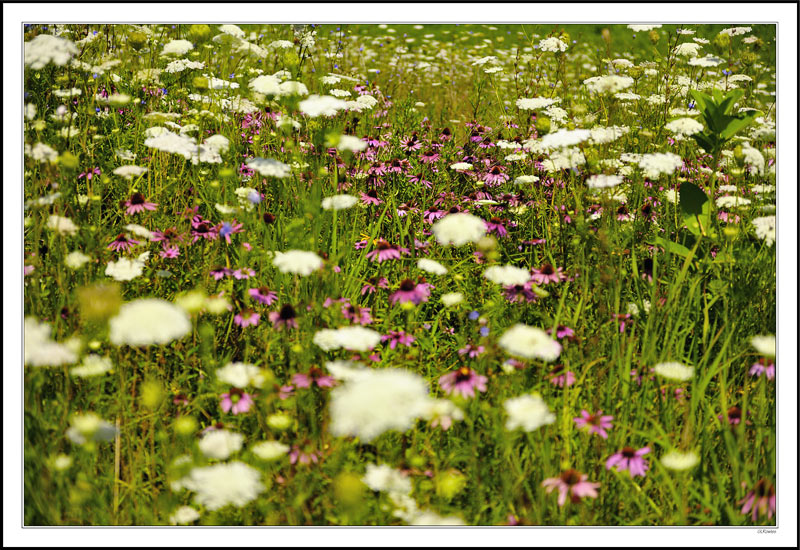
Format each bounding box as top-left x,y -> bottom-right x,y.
468,311 -> 480,321
219,222 -> 234,239
479,326 -> 490,337
247,191 -> 262,204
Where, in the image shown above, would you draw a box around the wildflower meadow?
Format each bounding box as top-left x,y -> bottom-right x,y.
19,19 -> 790,533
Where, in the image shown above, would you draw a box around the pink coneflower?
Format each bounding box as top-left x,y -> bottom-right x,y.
78,166 -> 101,180
341,303 -> 373,325
574,410 -> 614,439
107,233 -> 139,252
381,330 -> 416,349
360,189 -> 383,206
420,149 -> 440,163
485,216 -> 509,237
366,238 -> 409,262
718,406 -> 749,426
151,226 -> 184,245
439,127 -> 452,142
24,265 -> 35,276
458,344 -> 485,358
361,276 -> 389,295
548,325 -> 575,340
268,304 -> 299,330
484,165 -> 509,186
503,282 -> 538,304
390,278 -> 431,305
275,384 -> 295,400
542,469 -> 600,507
233,267 -> 255,280
438,367 -> 488,399
407,172 -> 433,188
738,479 -> 776,522
531,263 -> 564,285
548,365 -> 576,387
292,366 -> 336,389
400,133 -> 423,152
220,387 -> 254,415
606,446 -> 651,477
616,204 -> 633,222
386,158 -> 409,173
234,309 -> 260,328
478,136 -> 495,149
289,442 -> 320,466
367,161 -> 387,176
190,216 -> 218,243
209,265 -> 233,280
123,192 -> 158,215
749,361 -> 775,380
160,245 -> 180,259
423,207 -> 447,223
249,286 -> 278,305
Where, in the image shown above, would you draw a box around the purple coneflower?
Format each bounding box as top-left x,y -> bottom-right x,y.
485,216 -> 509,237
438,367 -> 488,399
541,469 -> 600,507
366,238 -> 409,262
361,276 -> 389,295
341,303 -> 373,325
234,309 -> 260,328
210,265 -> 233,280
400,132 -> 423,152
160,245 -> 180,259
458,344 -> 486,358
548,325 -> 575,340
190,216 -> 218,243
249,286 -> 278,305
360,189 -> 383,206
220,387 -> 254,415
749,361 -> 775,380
233,267 -> 255,280
151,226 -> 184,245
606,446 -> 650,477
107,233 -> 139,252
289,442 -> 320,466
292,366 -> 336,389
386,158 -> 409,173
124,192 -> 158,215
381,330 -> 415,349
420,149 -> 440,163
268,304 -> 299,330
738,479 -> 776,522
503,282 -> 538,304
574,410 -> 614,439
531,263 -> 564,285
548,365 -> 576,387
275,384 -> 295,400
407,172 -> 433,188
390,278 -> 431,305
484,165 -> 509,186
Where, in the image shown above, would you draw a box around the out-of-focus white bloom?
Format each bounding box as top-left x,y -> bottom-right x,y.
498,324 -> 562,362
665,118 -> 704,136
516,97 -> 560,110
750,335 -> 776,357
161,39 -> 194,56
217,362 -> 267,388
322,194 -> 358,211
66,412 -> 118,445
584,75 -> 634,94
432,213 -> 487,246
688,55 -> 724,68
169,506 -> 200,525
313,326 -> 382,352
65,250 -> 91,269
328,368 -> 433,442
675,42 -> 703,57
362,464 -> 412,495
29,142 -> 59,163
660,450 -> 700,471
47,215 -> 78,235
198,429 -> 244,460
449,162 -> 473,171
440,292 -> 464,307
638,152 -> 683,179
25,34 -> 78,69
246,157 -> 291,178
182,461 -> 263,511
144,130 -> 198,160
715,196 -> 752,209
483,264 -> 531,286
105,253 -> 149,282
751,215 -> 776,246
109,298 -> 191,347
538,37 -> 568,52
417,258 -> 448,275
587,174 -> 624,189
219,24 -> 245,38
251,440 -> 290,461
540,129 -> 591,149
113,165 -> 148,180
504,394 -> 556,432
70,355 -> 112,378
627,25 -> 662,32
336,135 -> 367,152
299,94 -> 348,117
24,317 -> 78,367
654,361 -> 694,381
272,250 -> 323,276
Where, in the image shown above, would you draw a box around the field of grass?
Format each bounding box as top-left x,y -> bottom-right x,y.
21,22 -> 779,528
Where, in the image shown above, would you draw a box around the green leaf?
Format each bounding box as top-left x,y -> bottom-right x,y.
691,132 -> 716,153
720,114 -> 756,141
652,236 -> 690,257
679,182 -> 709,217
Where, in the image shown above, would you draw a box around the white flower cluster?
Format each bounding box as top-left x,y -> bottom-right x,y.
24,317 -> 78,367
313,326 -> 382,352
25,34 -> 78,69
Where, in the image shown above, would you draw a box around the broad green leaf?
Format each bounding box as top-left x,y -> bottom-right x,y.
691,132 -> 716,153
679,182 -> 709,216
720,115 -> 757,141
652,236 -> 690,257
